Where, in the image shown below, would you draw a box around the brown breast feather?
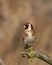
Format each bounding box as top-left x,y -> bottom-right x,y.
23,29 -> 36,39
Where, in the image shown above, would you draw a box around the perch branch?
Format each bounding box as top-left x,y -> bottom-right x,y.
21,48 -> 52,65
35,50 -> 52,65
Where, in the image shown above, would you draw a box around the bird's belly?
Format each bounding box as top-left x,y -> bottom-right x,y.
24,37 -> 34,44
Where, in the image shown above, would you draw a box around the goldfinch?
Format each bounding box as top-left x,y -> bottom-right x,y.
23,23 -> 36,49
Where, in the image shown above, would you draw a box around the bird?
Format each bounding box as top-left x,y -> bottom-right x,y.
23,23 -> 36,49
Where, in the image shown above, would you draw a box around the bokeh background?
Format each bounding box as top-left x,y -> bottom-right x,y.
0,0 -> 52,65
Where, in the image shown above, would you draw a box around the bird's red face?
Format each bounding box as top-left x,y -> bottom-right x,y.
23,23 -> 33,30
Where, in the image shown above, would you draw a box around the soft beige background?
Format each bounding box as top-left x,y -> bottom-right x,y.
0,0 -> 52,65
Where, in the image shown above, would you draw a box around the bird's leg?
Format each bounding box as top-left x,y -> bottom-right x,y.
24,44 -> 32,50
21,44 -> 32,57
24,44 -> 29,49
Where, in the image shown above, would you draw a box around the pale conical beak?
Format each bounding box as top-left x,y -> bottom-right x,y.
24,25 -> 26,29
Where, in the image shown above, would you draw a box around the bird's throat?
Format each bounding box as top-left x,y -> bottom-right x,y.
27,32 -> 32,37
